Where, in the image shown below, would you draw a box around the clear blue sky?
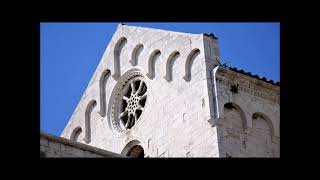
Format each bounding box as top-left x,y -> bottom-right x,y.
40,22 -> 280,136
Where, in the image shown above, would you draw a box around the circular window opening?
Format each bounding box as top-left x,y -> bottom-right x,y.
126,145 -> 144,158
110,71 -> 148,134
119,77 -> 147,129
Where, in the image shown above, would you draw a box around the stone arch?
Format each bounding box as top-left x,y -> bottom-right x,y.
130,44 -> 144,66
252,112 -> 275,137
249,112 -> 279,157
146,49 -> 161,79
216,102 -> 248,157
183,48 -> 200,81
113,37 -> 127,80
164,51 -> 180,81
223,102 -> 247,130
121,140 -> 144,158
70,126 -> 82,142
84,100 -> 97,144
99,69 -> 111,117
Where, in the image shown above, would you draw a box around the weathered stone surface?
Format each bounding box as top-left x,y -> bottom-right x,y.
59,24 -> 280,157
40,132 -> 124,158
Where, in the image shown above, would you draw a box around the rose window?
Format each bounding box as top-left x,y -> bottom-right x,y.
110,72 -> 147,133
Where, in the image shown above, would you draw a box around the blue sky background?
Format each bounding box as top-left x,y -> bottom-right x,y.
40,22 -> 280,136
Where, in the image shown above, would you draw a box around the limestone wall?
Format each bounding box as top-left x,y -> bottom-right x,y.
61,24 -> 221,157
213,68 -> 280,157
40,133 -> 123,157
60,24 -> 279,157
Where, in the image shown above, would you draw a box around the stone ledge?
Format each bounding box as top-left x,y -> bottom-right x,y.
40,132 -> 125,158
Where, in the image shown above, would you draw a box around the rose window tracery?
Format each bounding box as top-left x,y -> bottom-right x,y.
110,72 -> 148,133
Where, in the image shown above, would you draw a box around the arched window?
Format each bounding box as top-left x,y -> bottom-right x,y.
126,145 -> 144,158
84,100 -> 97,144
121,140 -> 144,158
99,69 -> 111,117
249,112 -> 279,157
164,51 -> 180,81
224,102 -> 247,129
218,102 -> 247,157
183,48 -> 200,81
70,126 -> 82,142
113,37 -> 127,80
252,112 -> 275,137
146,49 -> 161,79
130,44 -> 144,66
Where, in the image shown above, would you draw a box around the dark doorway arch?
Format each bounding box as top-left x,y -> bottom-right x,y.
126,145 -> 144,158
121,140 -> 145,158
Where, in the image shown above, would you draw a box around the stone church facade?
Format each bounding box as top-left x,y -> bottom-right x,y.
60,24 -> 280,157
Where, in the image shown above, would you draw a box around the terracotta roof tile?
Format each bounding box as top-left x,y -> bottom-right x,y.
223,65 -> 280,86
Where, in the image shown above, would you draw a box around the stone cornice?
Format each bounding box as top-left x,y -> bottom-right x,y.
217,67 -> 280,89
216,75 -> 280,104
40,132 -> 124,157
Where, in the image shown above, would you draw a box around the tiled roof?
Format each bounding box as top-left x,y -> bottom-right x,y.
222,65 -> 280,86
202,32 -> 279,86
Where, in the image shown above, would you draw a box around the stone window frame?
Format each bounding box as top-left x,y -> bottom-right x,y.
108,70 -> 149,135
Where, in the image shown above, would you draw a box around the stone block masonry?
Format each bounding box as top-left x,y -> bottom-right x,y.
59,24 -> 280,157
40,132 -> 124,157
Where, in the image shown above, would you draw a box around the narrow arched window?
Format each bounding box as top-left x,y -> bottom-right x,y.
146,49 -> 161,79
70,126 -> 82,142
164,51 -> 180,81
99,69 -> 111,117
113,37 -> 127,79
130,44 -> 144,66
183,48 -> 200,81
84,100 -> 97,143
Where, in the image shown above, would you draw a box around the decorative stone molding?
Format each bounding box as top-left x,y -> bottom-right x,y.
84,100 -> 97,144
109,71 -> 148,134
216,77 -> 279,104
183,48 -> 200,81
130,44 -> 144,66
113,37 -> 127,80
164,51 -> 180,81
70,126 -> 82,142
99,69 -> 111,117
61,24 -> 279,157
146,49 -> 161,79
